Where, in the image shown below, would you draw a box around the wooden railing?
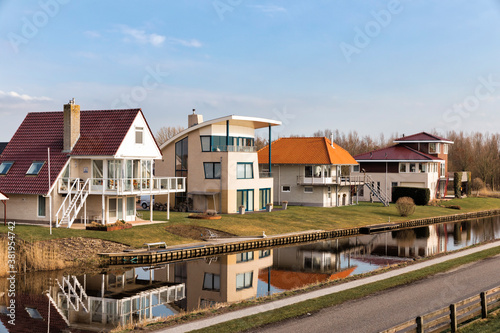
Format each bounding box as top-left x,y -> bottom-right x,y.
380,285 -> 500,333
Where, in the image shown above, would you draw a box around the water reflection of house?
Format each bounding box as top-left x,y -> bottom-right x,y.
156,250 -> 273,311
51,268 -> 185,331
268,241 -> 358,290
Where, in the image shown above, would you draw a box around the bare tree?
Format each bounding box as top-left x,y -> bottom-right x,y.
155,126 -> 184,146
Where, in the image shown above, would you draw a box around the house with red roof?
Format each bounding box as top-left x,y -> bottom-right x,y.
0,99 -> 185,227
353,132 -> 454,202
257,137 -> 360,207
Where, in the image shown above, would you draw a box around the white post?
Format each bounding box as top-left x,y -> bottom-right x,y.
150,194 -> 153,222
48,147 -> 52,235
167,191 -> 170,221
84,200 -> 87,227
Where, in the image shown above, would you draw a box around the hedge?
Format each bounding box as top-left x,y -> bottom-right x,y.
392,186 -> 430,206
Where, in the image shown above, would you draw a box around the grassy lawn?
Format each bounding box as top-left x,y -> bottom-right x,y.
459,311 -> 500,333
1,197 -> 499,248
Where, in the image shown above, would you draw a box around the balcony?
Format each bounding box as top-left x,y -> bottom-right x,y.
297,175 -> 364,186
210,145 -> 256,152
58,177 -> 186,195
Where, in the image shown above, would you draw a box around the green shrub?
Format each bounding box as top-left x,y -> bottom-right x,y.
392,187 -> 430,206
395,197 -> 416,217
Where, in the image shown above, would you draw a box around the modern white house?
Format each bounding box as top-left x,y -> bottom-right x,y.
353,132 -> 454,202
0,100 -> 185,227
258,137 -> 361,207
155,110 -> 281,214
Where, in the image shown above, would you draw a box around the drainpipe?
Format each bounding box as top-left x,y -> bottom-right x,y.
268,125 -> 272,175
226,120 -> 230,149
219,156 -> 223,214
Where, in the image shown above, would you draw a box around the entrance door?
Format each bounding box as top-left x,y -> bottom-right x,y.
259,188 -> 271,210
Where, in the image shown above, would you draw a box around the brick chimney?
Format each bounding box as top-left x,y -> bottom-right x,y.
63,98 -> 80,152
188,109 -> 203,127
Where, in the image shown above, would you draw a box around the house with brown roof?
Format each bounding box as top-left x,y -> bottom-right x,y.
353,132 -> 454,202
257,137 -> 360,207
0,99 -> 185,227
155,110 -> 281,214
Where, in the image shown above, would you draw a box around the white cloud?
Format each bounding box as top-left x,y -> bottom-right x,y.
84,30 -> 101,38
118,25 -> 166,47
0,90 -> 51,102
169,38 -> 202,48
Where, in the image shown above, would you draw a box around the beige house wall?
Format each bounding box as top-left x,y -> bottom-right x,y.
157,126 -> 274,214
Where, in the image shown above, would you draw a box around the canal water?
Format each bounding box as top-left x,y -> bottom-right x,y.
1,216 -> 499,332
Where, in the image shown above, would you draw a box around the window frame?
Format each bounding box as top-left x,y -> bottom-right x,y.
237,162 -> 253,179
304,186 -> 313,193
281,185 -> 291,192
26,161 -> 45,176
236,271 -> 253,291
443,144 -> 448,154
37,195 -> 46,218
203,273 -> 220,291
204,162 -> 221,179
135,127 -> 144,144
0,161 -> 14,175
236,251 -> 254,263
399,163 -> 407,173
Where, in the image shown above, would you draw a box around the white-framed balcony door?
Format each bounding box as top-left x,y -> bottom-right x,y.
108,197 -> 124,223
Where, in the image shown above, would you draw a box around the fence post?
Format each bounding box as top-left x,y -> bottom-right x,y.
416,316 -> 424,333
450,303 -> 457,333
480,292 -> 488,319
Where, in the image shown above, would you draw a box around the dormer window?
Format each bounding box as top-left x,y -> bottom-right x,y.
26,161 -> 45,175
135,127 -> 144,144
0,161 -> 14,175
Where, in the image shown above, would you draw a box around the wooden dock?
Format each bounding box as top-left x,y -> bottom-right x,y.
99,209 -> 500,266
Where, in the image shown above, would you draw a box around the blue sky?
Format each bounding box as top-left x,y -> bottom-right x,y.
1,0 -> 500,141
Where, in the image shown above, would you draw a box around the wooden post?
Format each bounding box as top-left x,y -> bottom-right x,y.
450,303 -> 457,333
481,292 -> 488,319
416,316 -> 424,333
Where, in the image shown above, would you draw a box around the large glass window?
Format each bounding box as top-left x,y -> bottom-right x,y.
419,163 -> 426,173
429,143 -> 439,154
26,161 -> 44,175
38,195 -> 46,217
237,163 -> 253,179
409,163 -> 416,173
443,144 -> 448,154
203,273 -> 220,291
204,162 -> 221,179
259,188 -> 271,210
0,161 -> 14,175
237,189 -> 254,211
305,166 -> 313,177
175,137 -> 188,206
200,136 -> 211,152
92,160 -> 104,186
399,163 -> 407,173
236,272 -> 253,290
135,127 -> 143,144
200,135 -> 254,152
127,197 -> 135,216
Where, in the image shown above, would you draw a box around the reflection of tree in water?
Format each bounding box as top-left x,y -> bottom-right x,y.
391,227 -> 430,247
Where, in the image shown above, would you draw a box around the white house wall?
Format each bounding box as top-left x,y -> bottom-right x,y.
115,113 -> 162,159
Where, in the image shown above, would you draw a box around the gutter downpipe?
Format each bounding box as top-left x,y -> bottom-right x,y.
48,147 -> 52,235
219,156 -> 222,214
268,125 -> 272,175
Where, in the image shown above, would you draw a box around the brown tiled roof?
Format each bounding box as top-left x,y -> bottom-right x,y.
354,144 -> 443,161
394,132 -> 453,143
0,109 -> 140,195
258,137 -> 358,165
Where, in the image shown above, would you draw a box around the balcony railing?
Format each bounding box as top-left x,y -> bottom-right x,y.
259,172 -> 273,178
211,145 -> 256,152
58,177 -> 186,195
297,175 -> 365,186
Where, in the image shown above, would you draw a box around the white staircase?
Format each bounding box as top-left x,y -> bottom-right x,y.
56,178 -> 90,228
56,275 -> 89,313
364,174 -> 390,206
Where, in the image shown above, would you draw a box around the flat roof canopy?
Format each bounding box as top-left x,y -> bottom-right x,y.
0,192 -> 8,201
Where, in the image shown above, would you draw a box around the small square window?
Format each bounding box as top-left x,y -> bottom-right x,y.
399,163 -> 407,173
26,162 -> 45,175
135,127 -> 144,144
0,161 -> 14,175
352,165 -> 360,172
304,187 -> 313,193
282,186 -> 291,192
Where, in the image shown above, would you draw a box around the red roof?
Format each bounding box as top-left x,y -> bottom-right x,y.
354,144 -> 443,162
0,109 -> 141,195
258,137 -> 358,165
394,132 -> 453,143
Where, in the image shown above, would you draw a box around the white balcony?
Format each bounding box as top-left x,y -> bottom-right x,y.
297,175 -> 364,186
58,177 -> 186,195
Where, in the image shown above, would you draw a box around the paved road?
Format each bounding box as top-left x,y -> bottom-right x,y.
158,241 -> 500,333
254,254 -> 500,333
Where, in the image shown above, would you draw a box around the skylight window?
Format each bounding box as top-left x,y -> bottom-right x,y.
26,161 -> 45,175
0,161 -> 14,175
25,307 -> 43,319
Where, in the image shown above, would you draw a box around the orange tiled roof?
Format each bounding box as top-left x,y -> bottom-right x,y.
258,137 -> 358,165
